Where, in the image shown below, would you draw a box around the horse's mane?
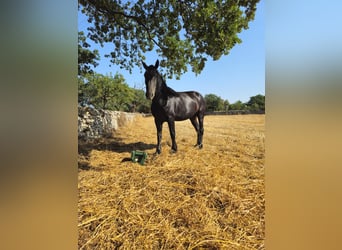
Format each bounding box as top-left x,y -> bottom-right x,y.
158,73 -> 179,97
166,86 -> 179,96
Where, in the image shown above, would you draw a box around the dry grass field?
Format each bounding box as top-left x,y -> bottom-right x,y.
78,115 -> 265,249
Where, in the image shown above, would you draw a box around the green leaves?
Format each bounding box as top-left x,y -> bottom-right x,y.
78,31 -> 100,76
79,73 -> 136,111
204,94 -> 226,112
79,0 -> 259,79
246,94 -> 265,111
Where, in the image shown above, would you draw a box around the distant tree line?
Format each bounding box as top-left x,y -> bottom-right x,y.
78,73 -> 264,114
204,93 -> 265,113
78,32 -> 264,113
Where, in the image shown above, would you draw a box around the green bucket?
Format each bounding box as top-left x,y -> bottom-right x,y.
131,150 -> 148,165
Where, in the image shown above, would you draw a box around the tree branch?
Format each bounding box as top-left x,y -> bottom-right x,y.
97,8 -> 164,50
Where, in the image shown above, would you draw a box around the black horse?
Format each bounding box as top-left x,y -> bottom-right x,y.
142,59 -> 205,154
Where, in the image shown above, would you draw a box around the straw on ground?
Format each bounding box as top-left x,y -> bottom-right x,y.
78,115 -> 265,249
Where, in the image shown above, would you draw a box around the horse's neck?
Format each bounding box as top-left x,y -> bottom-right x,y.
158,75 -> 177,97
157,75 -> 168,95
157,74 -> 166,88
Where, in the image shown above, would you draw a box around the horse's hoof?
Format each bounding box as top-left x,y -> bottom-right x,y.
194,144 -> 203,149
170,149 -> 177,154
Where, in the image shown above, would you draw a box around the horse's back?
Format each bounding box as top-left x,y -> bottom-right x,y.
173,91 -> 205,120
184,91 -> 205,112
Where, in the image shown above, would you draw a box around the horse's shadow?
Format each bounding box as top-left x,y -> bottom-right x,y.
78,138 -> 155,170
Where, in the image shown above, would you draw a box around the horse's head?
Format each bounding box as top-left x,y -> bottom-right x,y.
142,59 -> 160,100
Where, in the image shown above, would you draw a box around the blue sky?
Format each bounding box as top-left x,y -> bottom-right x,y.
78,1 -> 264,103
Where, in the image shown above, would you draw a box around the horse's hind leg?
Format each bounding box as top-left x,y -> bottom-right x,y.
197,113 -> 204,149
190,116 -> 202,148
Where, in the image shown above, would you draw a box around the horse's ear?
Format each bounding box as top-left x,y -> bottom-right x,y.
155,60 -> 159,69
142,61 -> 148,70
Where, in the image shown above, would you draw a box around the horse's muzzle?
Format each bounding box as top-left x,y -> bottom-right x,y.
146,77 -> 157,100
146,93 -> 154,100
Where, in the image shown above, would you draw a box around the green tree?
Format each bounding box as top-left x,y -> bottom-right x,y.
131,88 -> 151,113
79,0 -> 260,79
79,73 -> 134,111
246,94 -> 265,111
223,100 -> 230,111
204,94 -> 225,111
78,31 -> 100,76
229,100 -> 247,110
78,75 -> 96,105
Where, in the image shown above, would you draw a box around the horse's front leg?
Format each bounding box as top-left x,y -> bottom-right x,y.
167,119 -> 177,153
155,119 -> 163,154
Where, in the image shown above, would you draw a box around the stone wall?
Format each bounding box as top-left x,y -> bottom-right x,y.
78,105 -> 141,140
